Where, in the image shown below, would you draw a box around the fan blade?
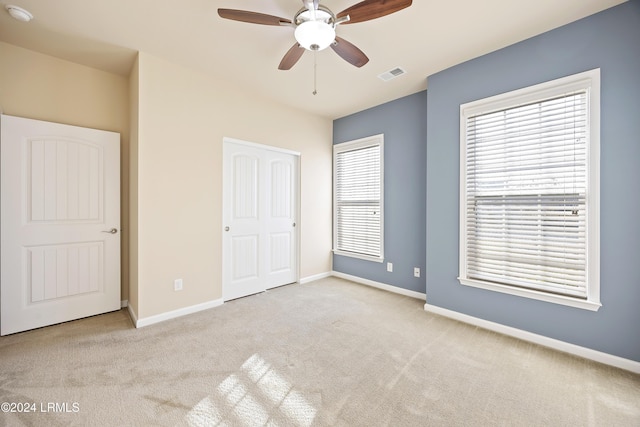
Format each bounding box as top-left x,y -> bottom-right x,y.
337,0 -> 412,24
279,43 -> 306,70
330,36 -> 369,67
218,9 -> 292,26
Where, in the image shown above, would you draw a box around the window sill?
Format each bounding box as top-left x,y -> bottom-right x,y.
458,277 -> 601,312
333,250 -> 384,263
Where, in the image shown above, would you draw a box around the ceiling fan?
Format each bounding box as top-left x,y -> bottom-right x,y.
218,0 -> 412,70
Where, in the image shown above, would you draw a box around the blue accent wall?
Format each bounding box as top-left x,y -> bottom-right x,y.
426,1 -> 640,361
333,91 -> 428,294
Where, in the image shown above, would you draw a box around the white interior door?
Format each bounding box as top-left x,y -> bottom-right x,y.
1,114 -> 120,335
222,139 -> 298,301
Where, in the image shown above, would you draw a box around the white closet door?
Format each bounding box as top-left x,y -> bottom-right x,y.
264,151 -> 297,289
1,115 -> 121,335
222,140 -> 298,301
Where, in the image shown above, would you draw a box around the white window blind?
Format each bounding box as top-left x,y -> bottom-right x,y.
334,135 -> 383,261
460,70 -> 600,310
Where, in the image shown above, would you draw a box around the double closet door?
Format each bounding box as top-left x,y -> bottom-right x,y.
222,139 -> 299,301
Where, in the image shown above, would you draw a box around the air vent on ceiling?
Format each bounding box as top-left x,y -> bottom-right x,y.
378,67 -> 407,82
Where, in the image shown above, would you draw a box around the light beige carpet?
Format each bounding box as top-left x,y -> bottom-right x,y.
0,277 -> 638,426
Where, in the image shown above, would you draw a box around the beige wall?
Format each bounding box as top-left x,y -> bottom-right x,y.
0,42 -> 332,322
132,52 -> 332,319
0,42 -> 131,301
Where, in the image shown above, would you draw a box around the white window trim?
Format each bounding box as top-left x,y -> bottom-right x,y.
333,134 -> 384,263
459,69 -> 601,311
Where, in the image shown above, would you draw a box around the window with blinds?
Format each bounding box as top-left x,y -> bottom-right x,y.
333,135 -> 384,262
459,69 -> 601,311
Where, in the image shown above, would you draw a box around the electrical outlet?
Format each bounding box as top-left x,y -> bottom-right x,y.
387,262 -> 393,272
414,268 -> 420,278
174,279 -> 183,291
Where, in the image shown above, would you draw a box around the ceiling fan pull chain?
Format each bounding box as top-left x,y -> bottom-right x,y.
313,51 -> 318,95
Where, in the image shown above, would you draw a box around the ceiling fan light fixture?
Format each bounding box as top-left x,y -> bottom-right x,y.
218,0 -> 413,69
295,20 -> 335,51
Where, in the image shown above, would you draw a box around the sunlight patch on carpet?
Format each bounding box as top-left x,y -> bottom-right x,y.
186,397 -> 222,426
186,353 -> 316,426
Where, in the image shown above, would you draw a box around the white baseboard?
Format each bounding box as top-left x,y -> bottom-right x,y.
332,271 -> 426,300
299,271 -> 332,284
120,299 -> 128,308
133,298 -> 224,328
424,303 -> 640,374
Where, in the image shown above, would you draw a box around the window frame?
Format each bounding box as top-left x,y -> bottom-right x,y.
333,134 -> 384,263
459,69 -> 601,311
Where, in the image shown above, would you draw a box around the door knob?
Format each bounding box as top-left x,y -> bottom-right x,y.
102,228 -> 118,234
225,226 -> 230,232
293,222 -> 296,227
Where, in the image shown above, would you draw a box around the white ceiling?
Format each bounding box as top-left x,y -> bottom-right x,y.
0,0 -> 626,119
